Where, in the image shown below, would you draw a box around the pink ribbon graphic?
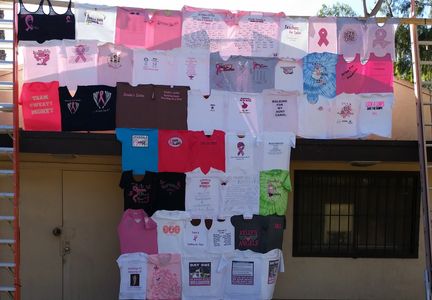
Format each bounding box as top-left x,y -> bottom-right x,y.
74,45 -> 87,63
66,15 -> 71,23
237,142 -> 245,156
24,15 -> 34,31
373,28 -> 390,48
317,28 -> 329,47
98,91 -> 105,107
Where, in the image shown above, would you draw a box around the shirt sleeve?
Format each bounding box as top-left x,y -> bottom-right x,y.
278,250 -> 285,273
119,170 -> 130,189
116,127 -> 126,142
282,172 -> 292,191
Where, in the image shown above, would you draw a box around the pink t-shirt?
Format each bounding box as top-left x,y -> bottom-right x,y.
308,16 -> 337,54
362,53 -> 394,93
20,81 -> 61,131
336,53 -> 394,94
97,43 -> 133,86
117,209 -> 158,255
336,53 -> 365,95
116,7 -> 182,50
147,253 -> 182,300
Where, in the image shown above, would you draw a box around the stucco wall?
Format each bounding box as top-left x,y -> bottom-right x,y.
16,155 -> 427,300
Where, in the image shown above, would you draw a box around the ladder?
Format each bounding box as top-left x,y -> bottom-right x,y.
410,1 -> 432,298
0,0 -> 20,299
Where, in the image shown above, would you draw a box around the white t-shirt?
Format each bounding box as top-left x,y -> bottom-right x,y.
220,13 -> 281,58
225,133 -> 258,173
329,93 -> 360,138
365,20 -> 399,61
187,90 -> 226,131
75,3 -> 117,43
259,132 -> 296,171
97,43 -> 133,86
20,40 -> 61,83
259,249 -> 285,300
152,210 -> 190,254
225,92 -> 263,137
185,168 -> 224,218
207,218 -> 235,254
262,89 -> 298,134
278,17 -> 309,59
59,39 -> 98,90
274,59 -> 303,93
181,6 -> 229,52
358,93 -> 394,137
181,254 -> 225,299
174,48 -> 210,95
132,49 -> 174,86
117,252 -> 148,300
223,250 -> 261,300
298,95 -> 332,139
182,219 -> 209,255
337,18 -> 366,62
220,172 -> 260,218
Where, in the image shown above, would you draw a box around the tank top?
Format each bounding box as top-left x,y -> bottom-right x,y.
17,0 -> 75,43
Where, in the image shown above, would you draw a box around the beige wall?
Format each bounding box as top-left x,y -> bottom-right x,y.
17,154 -> 427,300
274,161 -> 426,300
391,79 -> 432,141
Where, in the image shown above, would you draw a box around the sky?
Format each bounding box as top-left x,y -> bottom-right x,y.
70,0 -> 367,16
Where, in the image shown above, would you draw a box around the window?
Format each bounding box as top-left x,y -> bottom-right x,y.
293,171 -> 420,258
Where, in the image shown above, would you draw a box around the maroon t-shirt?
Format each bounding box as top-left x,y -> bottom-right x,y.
153,85 -> 189,130
116,82 -> 155,128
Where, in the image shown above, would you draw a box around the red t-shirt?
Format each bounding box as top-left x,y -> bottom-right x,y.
191,130 -> 226,174
20,81 -> 61,131
158,130 -> 194,172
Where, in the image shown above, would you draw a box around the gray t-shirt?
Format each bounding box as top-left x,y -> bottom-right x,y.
210,52 -> 277,93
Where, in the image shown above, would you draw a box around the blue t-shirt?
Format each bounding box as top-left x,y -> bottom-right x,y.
116,128 -> 158,174
303,52 -> 338,104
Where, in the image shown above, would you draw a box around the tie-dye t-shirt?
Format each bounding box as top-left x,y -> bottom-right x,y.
303,52 -> 337,103
259,170 -> 291,216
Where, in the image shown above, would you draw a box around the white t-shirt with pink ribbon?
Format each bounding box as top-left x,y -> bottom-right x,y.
59,39 -> 98,90
365,19 -> 399,61
308,16 -> 337,54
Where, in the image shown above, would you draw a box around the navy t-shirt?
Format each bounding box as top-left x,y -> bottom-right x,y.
59,85 -> 116,131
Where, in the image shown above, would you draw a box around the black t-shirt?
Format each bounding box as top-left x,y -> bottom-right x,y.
59,85 -> 116,131
119,170 -> 157,216
231,215 -> 265,253
18,0 -> 75,43
231,215 -> 286,253
155,172 -> 186,211
264,215 -> 286,252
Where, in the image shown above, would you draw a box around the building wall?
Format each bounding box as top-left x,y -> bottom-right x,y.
17,154 -> 427,300
274,160 -> 426,300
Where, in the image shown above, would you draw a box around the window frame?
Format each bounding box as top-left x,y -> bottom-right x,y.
292,170 -> 421,259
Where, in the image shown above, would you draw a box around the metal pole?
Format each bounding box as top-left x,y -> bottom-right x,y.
12,0 -> 20,298
410,1 -> 432,299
